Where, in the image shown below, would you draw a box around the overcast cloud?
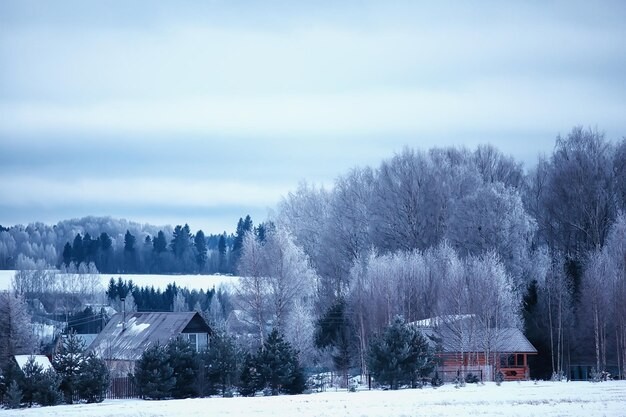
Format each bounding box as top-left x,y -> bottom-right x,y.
1,1 -> 625,233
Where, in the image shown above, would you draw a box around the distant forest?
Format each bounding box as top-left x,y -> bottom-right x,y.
0,215 -> 270,275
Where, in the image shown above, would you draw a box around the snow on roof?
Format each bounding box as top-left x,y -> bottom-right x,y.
14,355 -> 53,372
88,312 -> 212,361
411,314 -> 476,328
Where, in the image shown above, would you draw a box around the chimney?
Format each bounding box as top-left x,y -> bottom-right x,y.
121,297 -> 126,331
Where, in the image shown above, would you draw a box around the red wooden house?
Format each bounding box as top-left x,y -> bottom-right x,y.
414,315 -> 537,382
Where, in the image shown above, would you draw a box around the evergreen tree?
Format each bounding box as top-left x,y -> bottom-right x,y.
76,352 -> 110,403
314,298 -> 354,378
5,380 -> 23,409
166,337 -> 199,399
231,215 -> 253,271
255,329 -> 305,395
152,230 -> 168,273
238,353 -> 263,397
367,316 -> 434,390
62,242 -> 72,267
153,230 -> 167,253
71,234 -> 84,265
0,359 -> 23,405
123,230 -> 137,272
217,234 -> 227,273
53,332 -> 85,404
202,329 -> 241,396
133,344 -> 175,400
194,230 -> 208,272
99,232 -> 113,272
21,356 -> 62,407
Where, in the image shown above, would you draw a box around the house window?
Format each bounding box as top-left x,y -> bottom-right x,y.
183,333 -> 208,352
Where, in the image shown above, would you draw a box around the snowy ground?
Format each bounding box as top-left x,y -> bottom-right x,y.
0,271 -> 239,292
2,381 -> 625,417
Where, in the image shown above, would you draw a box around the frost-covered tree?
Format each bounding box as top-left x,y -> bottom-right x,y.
237,227 -> 318,346
0,291 -> 36,366
236,231 -> 269,343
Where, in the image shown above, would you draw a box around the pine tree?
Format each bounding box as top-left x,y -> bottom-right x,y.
194,230 -> 208,272
255,329 -> 306,395
367,316 -> 434,390
21,356 -> 62,407
5,380 -> 23,409
314,298 -> 354,378
123,230 -> 137,273
202,329 -> 241,396
166,338 -> 199,399
133,344 -> 175,400
71,233 -> 84,265
53,332 -> 86,404
62,242 -> 72,267
217,234 -> 227,273
76,352 -> 110,403
232,215 -> 253,271
238,353 -> 263,397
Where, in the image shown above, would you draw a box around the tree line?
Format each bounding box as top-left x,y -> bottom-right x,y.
235,126 -> 626,380
1,126 -> 625,383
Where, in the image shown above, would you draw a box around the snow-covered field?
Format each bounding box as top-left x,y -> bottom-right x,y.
2,381 -> 625,417
0,271 -> 239,292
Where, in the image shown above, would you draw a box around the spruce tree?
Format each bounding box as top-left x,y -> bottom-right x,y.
238,353 -> 263,397
53,332 -> 85,404
133,344 -> 175,400
194,230 -> 208,272
256,329 -> 306,395
77,353 -> 110,403
71,233 -> 84,265
166,337 -> 199,399
217,234 -> 227,273
5,380 -> 23,409
202,329 -> 241,396
367,316 -> 434,390
62,242 -> 72,267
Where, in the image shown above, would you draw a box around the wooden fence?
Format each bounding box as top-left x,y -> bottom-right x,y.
106,377 -> 140,399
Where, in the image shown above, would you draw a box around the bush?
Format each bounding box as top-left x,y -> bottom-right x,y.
465,373 -> 480,384
495,371 -> 504,386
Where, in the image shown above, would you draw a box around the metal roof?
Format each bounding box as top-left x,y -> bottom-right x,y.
414,316 -> 537,354
88,312 -> 211,361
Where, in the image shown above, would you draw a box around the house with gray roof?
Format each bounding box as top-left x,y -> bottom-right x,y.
88,311 -> 212,377
413,315 -> 537,382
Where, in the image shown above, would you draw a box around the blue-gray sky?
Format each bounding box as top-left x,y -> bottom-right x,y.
1,1 -> 625,234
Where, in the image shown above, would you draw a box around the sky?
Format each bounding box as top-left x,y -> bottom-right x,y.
1,1 -> 625,234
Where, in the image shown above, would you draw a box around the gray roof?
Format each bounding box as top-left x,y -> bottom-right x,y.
88,312 -> 211,361
414,316 -> 537,354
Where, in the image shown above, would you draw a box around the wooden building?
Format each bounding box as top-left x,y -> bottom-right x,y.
414,315 -> 537,382
88,311 -> 212,377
